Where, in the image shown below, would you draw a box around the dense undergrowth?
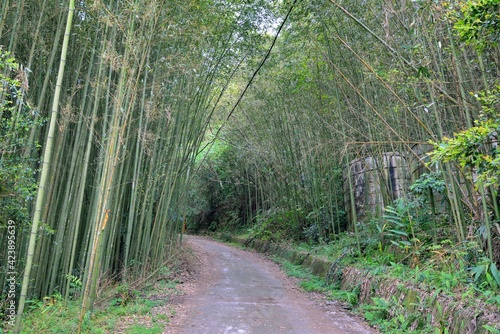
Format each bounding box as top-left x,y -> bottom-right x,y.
0,265 -> 182,334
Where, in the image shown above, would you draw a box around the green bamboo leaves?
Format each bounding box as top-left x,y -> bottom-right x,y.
0,0 -> 264,331
190,0 -> 500,275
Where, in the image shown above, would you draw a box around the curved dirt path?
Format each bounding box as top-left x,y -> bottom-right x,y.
167,235 -> 375,334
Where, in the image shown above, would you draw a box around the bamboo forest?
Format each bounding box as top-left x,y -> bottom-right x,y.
0,0 -> 499,333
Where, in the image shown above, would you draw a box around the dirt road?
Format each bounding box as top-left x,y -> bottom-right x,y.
169,236 -> 375,334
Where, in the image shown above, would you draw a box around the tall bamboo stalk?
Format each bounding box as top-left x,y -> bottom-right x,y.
15,0 -> 75,331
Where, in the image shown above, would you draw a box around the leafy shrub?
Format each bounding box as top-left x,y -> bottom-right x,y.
0,50 -> 42,226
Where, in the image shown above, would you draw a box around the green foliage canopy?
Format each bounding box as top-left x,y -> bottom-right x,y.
454,0 -> 500,51
0,50 -> 41,225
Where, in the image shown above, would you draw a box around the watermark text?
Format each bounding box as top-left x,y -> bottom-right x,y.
5,219 -> 17,327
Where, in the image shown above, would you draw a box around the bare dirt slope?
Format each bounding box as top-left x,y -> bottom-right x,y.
166,235 -> 375,334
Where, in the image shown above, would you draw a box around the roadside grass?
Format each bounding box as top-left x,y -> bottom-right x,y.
8,268 -> 181,334
272,256 -> 358,307
282,232 -> 499,300
273,257 -> 443,333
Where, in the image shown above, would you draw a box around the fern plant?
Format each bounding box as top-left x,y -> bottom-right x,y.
382,202 -> 416,251
469,256 -> 500,290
